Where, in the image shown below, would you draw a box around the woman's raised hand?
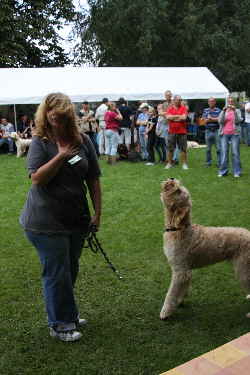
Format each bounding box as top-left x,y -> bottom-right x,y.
57,142 -> 79,159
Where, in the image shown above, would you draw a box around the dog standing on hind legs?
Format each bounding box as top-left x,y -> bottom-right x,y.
160,178 -> 250,320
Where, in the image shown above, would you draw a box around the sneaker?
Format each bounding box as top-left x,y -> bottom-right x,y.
145,162 -> 154,166
165,163 -> 173,169
78,318 -> 87,326
182,164 -> 189,170
218,173 -> 223,177
49,327 -> 82,342
234,174 -> 240,178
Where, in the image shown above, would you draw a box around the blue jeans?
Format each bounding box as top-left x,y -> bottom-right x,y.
205,129 -> 221,166
240,123 -> 248,144
155,137 -> 167,162
25,231 -> 86,328
245,123 -> 250,146
0,137 -> 14,152
219,134 -> 241,176
139,126 -> 148,160
104,129 -> 119,156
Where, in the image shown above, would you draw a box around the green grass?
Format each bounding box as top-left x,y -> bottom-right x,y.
1,146 -> 250,375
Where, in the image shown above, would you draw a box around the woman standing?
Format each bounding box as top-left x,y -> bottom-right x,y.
145,108 -> 158,165
218,97 -> 242,178
155,103 -> 167,163
79,101 -> 99,156
20,93 -> 102,341
136,104 -> 150,160
104,102 -> 122,164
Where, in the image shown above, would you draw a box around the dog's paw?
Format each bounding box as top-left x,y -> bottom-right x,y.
160,308 -> 172,320
246,312 -> 250,318
246,295 -> 250,300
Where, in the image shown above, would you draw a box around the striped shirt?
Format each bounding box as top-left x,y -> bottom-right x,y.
202,107 -> 221,130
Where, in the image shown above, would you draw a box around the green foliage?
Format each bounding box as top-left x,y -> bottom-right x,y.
0,0 -> 76,67
75,0 -> 250,93
2,148 -> 250,374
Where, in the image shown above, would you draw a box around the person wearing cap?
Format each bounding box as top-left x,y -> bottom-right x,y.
95,98 -> 109,156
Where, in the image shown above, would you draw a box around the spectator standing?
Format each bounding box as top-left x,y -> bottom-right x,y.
104,102 -> 123,165
117,98 -> 132,151
145,108 -> 158,165
79,101 -> 99,156
20,92 -> 102,341
136,104 -> 150,160
155,103 -> 167,163
162,90 -> 173,111
218,97 -> 242,178
165,95 -> 189,170
17,114 -> 29,135
202,98 -> 221,167
0,118 -> 15,154
95,98 -> 109,156
239,102 -> 247,144
245,100 -> 250,146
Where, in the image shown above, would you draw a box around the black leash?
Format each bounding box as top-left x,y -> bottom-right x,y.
84,224 -> 123,280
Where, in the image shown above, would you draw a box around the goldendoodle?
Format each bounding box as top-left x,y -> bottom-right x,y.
160,178 -> 250,320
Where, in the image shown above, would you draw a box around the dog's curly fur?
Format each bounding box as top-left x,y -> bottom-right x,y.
160,178 -> 250,320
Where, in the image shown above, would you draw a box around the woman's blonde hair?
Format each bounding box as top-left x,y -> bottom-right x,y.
35,92 -> 81,143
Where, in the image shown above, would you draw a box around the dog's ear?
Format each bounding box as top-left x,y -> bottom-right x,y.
173,206 -> 190,227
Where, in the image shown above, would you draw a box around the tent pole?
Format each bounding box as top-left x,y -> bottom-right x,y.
13,104 -> 17,131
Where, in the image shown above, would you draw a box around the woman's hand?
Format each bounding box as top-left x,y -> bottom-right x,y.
90,214 -> 101,230
57,142 -> 79,159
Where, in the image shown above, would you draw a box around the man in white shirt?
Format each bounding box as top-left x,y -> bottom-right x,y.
95,98 -> 109,155
245,101 -> 250,146
0,118 -> 15,154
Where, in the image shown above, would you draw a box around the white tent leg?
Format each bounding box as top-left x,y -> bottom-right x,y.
13,104 -> 17,131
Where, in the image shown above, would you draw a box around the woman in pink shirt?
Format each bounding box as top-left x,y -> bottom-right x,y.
218,97 -> 242,178
104,102 -> 123,165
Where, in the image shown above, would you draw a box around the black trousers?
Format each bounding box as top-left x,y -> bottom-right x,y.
147,133 -> 156,163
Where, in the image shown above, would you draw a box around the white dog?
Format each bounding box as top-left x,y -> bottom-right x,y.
10,132 -> 32,157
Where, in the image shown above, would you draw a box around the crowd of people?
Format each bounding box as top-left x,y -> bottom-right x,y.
1,91 -> 250,177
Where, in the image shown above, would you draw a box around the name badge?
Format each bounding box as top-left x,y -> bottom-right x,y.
68,155 -> 82,165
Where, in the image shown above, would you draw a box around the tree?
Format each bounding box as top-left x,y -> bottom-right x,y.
74,0 -> 250,93
0,0 -> 76,67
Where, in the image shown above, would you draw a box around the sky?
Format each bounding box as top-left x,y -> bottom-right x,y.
59,0 -> 89,54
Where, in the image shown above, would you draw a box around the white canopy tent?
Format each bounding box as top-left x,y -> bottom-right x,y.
0,66 -> 229,105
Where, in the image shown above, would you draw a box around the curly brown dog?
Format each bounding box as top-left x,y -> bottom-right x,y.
160,178 -> 250,320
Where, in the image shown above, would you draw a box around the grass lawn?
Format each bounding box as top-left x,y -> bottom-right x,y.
1,146 -> 250,375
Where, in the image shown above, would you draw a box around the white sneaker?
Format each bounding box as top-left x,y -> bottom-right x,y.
78,318 -> 87,326
218,173 -> 223,177
165,163 -> 172,169
182,164 -> 189,170
145,162 -> 154,166
49,327 -> 82,342
234,175 -> 240,178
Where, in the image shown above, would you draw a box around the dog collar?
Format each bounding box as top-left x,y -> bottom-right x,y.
164,227 -> 181,232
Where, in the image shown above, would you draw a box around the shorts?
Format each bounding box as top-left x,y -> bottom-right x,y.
168,133 -> 187,152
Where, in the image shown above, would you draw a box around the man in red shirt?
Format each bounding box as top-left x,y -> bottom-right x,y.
166,95 -> 188,170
